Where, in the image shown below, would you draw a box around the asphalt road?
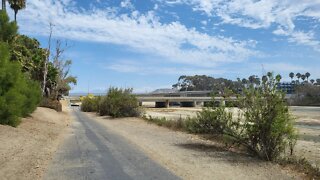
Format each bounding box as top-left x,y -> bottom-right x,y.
44,108 -> 179,180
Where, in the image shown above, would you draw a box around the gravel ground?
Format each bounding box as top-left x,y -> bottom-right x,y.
87,113 -> 304,180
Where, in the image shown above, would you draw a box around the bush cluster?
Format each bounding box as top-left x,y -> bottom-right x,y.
80,88 -> 140,118
186,73 -> 297,161
80,94 -> 100,112
185,107 -> 232,134
0,43 -> 41,127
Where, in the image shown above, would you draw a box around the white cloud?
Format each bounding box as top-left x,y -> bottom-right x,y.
18,0 -> 258,67
175,0 -> 320,51
106,60 -> 226,75
120,0 -> 134,9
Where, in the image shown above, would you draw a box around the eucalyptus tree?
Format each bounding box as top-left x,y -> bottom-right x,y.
8,0 -> 25,22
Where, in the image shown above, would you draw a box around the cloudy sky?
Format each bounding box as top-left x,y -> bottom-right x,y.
12,0 -> 320,93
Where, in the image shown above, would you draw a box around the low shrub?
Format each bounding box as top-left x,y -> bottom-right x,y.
40,98 -> 62,112
99,87 -> 140,118
142,115 -> 186,130
290,84 -> 320,106
185,107 -> 232,134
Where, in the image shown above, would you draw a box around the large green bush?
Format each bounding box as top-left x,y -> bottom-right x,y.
99,87 -> 140,118
0,43 -> 41,127
188,73 -> 297,161
233,73 -> 297,161
81,95 -> 101,112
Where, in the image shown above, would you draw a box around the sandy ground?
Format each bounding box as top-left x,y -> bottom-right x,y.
87,113 -> 304,180
0,102 -> 72,180
145,106 -> 320,168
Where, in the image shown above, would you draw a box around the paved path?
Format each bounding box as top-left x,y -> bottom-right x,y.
45,108 -> 179,180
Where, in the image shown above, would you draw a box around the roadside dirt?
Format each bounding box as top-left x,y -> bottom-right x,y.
0,102 -> 72,180
146,106 -> 320,168
87,113 -> 304,180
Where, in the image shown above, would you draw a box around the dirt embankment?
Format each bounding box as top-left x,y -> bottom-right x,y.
0,104 -> 72,180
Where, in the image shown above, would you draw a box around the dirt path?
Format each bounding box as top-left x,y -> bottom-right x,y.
87,113 -> 303,180
0,105 -> 72,180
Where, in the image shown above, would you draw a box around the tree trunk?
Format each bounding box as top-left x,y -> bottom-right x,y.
43,23 -> 53,97
1,0 -> 5,11
14,10 -> 17,22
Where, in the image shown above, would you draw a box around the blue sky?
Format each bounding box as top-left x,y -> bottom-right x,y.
10,0 -> 320,93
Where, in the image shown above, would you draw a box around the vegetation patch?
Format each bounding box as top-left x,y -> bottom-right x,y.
142,115 -> 186,130
80,88 -> 140,118
278,157 -> 320,179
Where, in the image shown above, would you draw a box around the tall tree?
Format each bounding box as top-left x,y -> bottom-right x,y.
289,72 -> 294,82
305,72 -> 311,82
0,10 -> 17,43
1,0 -> 5,11
310,79 -> 315,84
42,23 -> 53,96
8,0 -> 25,22
301,74 -> 306,82
296,73 -> 301,83
51,40 -> 77,99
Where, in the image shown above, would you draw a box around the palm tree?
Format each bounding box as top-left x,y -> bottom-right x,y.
289,72 -> 294,81
8,0 -> 25,22
305,72 -> 310,82
301,74 -> 306,82
310,79 -> 315,84
296,73 -> 301,83
1,0 -> 6,11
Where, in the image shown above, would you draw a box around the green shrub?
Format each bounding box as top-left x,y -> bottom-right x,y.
0,43 -> 41,127
188,73 -> 297,161
224,73 -> 297,161
81,96 -> 100,112
185,107 -> 232,134
99,87 -> 140,117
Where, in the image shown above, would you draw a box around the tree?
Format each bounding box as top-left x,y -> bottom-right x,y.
1,0 -> 5,11
305,72 -> 311,82
310,79 -> 315,84
316,79 -> 320,85
296,73 -> 301,83
51,40 -> 77,99
8,0 -> 25,22
0,42 -> 41,127
42,23 -> 53,96
0,10 -> 17,43
289,72 -> 294,81
301,74 -> 306,82
10,35 -> 47,81
172,75 -> 241,95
